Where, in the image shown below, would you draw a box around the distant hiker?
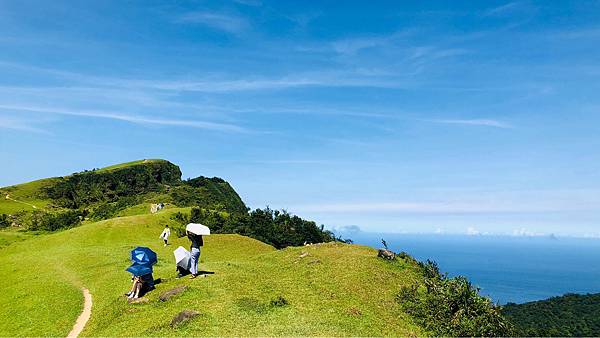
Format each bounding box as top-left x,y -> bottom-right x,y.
159,225 -> 171,247
187,231 -> 204,279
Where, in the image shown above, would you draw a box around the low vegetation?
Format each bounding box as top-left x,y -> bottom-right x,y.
44,160 -> 181,208
170,207 -> 344,249
503,292 -> 600,336
397,260 -> 515,336
0,159 -> 523,336
0,210 -> 426,336
0,159 -> 248,232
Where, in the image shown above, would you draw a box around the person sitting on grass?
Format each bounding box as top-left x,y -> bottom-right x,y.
125,273 -> 155,299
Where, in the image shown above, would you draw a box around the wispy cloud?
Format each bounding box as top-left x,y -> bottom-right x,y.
0,115 -> 49,134
177,11 -> 249,34
233,0 -> 262,6
290,199 -> 598,214
426,118 -> 513,129
551,27 -> 600,40
0,104 -> 246,132
483,1 -> 526,17
332,36 -> 391,55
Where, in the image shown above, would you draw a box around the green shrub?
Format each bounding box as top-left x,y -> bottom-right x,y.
0,214 -> 9,228
169,211 -> 189,237
177,207 -> 338,249
45,161 -> 181,208
27,210 -> 86,232
503,293 -> 600,336
269,295 -> 289,307
397,260 -> 515,337
89,196 -> 141,221
169,178 -> 247,214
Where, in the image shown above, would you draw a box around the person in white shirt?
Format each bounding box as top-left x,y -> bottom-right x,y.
159,225 -> 171,246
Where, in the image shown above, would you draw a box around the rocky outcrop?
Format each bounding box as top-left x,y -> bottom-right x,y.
378,249 -> 396,260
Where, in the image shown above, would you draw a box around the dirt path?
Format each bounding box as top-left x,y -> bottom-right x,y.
67,288 -> 92,338
4,193 -> 37,209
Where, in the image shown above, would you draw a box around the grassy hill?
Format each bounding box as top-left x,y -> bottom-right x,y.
503,293 -> 600,336
0,209 -> 425,336
0,160 -> 514,336
0,160 -> 166,214
0,178 -> 58,213
0,159 -> 248,226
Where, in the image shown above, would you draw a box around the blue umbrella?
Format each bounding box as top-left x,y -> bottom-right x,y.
126,263 -> 153,276
130,247 -> 157,265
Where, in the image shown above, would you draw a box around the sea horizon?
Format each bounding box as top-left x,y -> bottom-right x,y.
336,229 -> 600,305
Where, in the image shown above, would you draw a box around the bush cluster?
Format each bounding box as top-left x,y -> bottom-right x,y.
397,260 -> 515,337
180,176 -> 248,214
45,161 -> 181,208
89,196 -> 141,220
0,214 -> 9,228
502,292 -> 600,336
23,210 -> 87,231
171,207 -> 341,249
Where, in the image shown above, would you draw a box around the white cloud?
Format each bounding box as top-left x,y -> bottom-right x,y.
332,36 -> 391,55
289,196 -> 600,214
511,228 -> 545,237
177,11 -> 248,34
483,2 -> 524,17
0,115 -> 48,134
427,118 -> 513,129
0,104 -> 245,133
233,0 -> 262,6
466,227 -> 481,235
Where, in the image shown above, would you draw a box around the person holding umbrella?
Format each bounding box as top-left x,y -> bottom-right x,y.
125,247 -> 157,298
185,223 -> 210,279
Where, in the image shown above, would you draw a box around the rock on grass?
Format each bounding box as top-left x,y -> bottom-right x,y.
159,286 -> 188,302
171,310 -> 199,327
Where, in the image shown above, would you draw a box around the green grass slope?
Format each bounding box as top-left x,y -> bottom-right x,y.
94,159 -> 164,173
0,210 -> 425,336
0,159 -> 247,222
0,178 -> 58,213
0,160 -> 162,214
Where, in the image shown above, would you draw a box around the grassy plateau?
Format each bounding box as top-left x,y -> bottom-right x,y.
0,208 -> 425,336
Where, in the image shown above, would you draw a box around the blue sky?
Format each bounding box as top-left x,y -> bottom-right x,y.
1,0 -> 600,237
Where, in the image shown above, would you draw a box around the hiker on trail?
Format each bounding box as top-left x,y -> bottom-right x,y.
187,231 -> 203,279
159,225 -> 171,247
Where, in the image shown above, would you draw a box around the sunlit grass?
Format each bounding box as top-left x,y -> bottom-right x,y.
0,209 -> 424,336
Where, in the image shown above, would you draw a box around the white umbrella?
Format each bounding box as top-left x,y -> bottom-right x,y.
173,246 -> 191,269
186,223 -> 211,235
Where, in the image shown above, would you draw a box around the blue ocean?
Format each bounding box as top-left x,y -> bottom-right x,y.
344,232 -> 600,304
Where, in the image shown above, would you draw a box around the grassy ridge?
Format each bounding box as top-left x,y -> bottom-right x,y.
0,210 -> 425,336
94,159 -> 164,173
0,178 -> 57,213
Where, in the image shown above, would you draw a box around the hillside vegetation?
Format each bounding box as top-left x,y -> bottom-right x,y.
0,159 -> 246,227
0,160 -> 515,336
0,160 -> 338,248
503,293 -> 600,336
0,210 -> 426,336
